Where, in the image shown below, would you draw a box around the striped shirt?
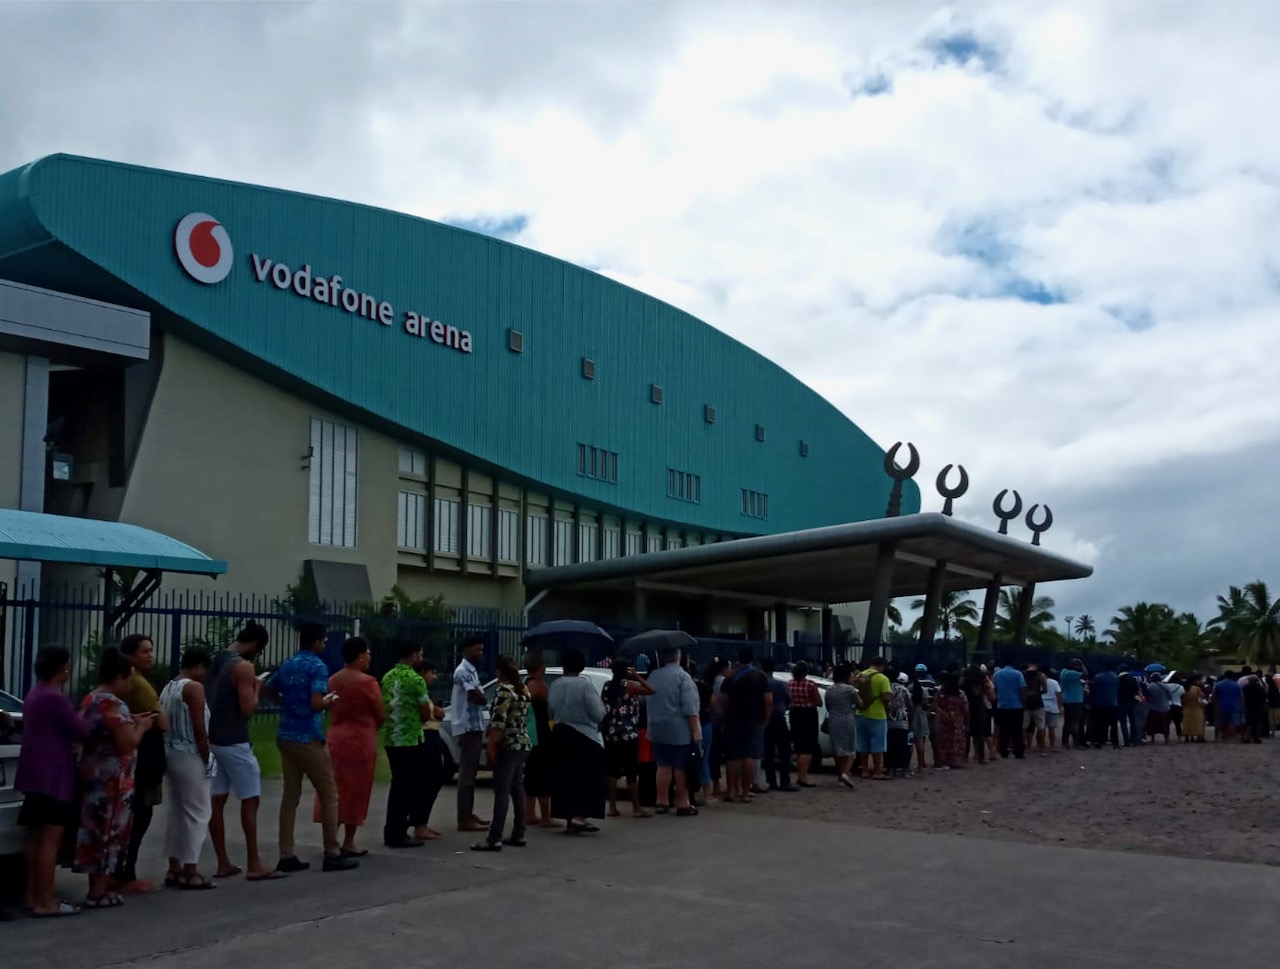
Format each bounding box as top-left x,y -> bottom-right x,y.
160,677 -> 208,754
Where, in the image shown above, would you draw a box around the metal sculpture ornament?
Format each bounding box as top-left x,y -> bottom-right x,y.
883,442 -> 920,518
936,464 -> 969,517
1025,504 -> 1054,546
993,489 -> 1023,535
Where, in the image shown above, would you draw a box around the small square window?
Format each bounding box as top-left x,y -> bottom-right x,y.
704,405 -> 716,424
650,384 -> 663,404
755,424 -> 766,442
582,357 -> 596,380
508,329 -> 524,353
799,440 -> 809,457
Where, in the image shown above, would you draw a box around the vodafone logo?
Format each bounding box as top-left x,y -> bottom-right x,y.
174,212 -> 233,284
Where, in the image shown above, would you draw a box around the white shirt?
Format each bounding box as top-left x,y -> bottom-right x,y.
451,658 -> 485,734
1165,682 -> 1185,707
1042,677 -> 1063,714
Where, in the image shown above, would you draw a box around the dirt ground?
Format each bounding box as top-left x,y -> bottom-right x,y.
742,732 -> 1280,867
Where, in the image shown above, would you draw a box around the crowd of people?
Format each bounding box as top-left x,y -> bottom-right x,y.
11,620 -> 1274,919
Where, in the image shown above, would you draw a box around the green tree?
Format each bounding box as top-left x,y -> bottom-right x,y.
994,588 -> 1058,646
1209,581 -> 1280,671
1104,602 -> 1178,664
1074,614 -> 1096,641
909,590 -> 979,642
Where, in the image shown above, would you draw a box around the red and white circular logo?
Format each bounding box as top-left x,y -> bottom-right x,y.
174,212 -> 233,284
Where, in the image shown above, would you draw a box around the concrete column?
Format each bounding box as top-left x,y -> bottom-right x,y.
747,609 -> 767,642
977,574 -> 1002,655
16,356 -> 49,597
821,607 -> 834,664
773,603 -> 789,646
632,584 -> 647,632
917,561 -> 948,646
863,541 -> 897,650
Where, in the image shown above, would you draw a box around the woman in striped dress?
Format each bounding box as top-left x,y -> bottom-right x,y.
158,648 -> 217,890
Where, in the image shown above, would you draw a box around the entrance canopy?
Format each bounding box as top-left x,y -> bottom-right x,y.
527,513 -> 1091,607
0,508 -> 227,576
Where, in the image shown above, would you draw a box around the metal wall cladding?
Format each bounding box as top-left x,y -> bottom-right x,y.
1,155 -> 920,534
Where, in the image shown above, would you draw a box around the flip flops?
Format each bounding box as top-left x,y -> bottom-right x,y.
213,866 -> 243,879
82,893 -> 124,909
31,901 -> 80,918
175,873 -> 217,890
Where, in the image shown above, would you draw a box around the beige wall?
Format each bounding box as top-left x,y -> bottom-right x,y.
395,568 -> 525,613
0,352 -> 23,592
119,336 -> 400,600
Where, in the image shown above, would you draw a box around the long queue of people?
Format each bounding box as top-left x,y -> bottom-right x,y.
13,618 -> 1267,919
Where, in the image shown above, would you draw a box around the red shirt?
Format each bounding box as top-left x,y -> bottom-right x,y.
788,678 -> 821,708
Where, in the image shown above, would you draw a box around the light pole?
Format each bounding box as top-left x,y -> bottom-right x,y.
1064,616 -> 1074,643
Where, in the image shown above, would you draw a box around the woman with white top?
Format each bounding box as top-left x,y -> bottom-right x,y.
158,648 -> 217,889
547,649 -> 607,834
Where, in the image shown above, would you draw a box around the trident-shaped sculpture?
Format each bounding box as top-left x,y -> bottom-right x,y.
883,442 -> 920,518
936,464 -> 969,516
1026,504 -> 1053,546
993,489 -> 1023,535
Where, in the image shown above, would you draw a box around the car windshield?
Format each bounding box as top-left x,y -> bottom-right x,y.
0,690 -> 21,714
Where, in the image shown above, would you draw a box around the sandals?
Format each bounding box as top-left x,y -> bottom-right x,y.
676,807 -> 699,817
31,901 -> 80,918
471,842 -> 502,853
501,838 -> 527,847
564,822 -> 600,834
176,873 -> 217,891
82,893 -> 124,909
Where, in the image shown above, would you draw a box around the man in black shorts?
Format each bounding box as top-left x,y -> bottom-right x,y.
719,647 -> 772,803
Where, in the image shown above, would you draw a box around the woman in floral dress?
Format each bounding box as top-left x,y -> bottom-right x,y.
76,649 -> 159,908
932,672 -> 971,770
601,658 -> 655,818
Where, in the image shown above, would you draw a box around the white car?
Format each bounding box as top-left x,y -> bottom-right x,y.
440,667 -> 614,772
0,688 -> 24,857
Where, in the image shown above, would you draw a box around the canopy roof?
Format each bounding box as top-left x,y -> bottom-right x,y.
0,509 -> 227,576
527,513 -> 1091,607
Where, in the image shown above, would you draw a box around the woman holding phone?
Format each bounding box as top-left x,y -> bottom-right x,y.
75,648 -> 161,908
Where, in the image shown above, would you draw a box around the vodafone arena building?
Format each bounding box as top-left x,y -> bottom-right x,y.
0,154 -> 948,641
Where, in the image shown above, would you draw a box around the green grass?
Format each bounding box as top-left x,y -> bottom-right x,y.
248,716 -> 392,783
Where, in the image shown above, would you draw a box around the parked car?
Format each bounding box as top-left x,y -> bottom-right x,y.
0,688 -> 25,857
440,667 -> 613,772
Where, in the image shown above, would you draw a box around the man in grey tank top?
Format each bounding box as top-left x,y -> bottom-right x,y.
207,622 -> 282,881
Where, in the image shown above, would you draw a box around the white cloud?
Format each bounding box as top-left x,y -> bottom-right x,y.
0,0 -> 1275,622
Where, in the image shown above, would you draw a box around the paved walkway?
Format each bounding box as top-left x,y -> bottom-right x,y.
5,779 -> 1278,969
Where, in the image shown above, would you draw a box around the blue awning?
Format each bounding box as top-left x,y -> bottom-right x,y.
0,509 -> 227,576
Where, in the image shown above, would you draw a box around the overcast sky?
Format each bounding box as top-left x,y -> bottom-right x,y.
1,2 -> 1274,630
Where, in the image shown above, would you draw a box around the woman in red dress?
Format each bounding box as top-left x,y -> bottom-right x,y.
314,637 -> 385,856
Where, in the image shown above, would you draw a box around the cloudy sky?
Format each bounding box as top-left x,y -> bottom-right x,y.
2,1 -> 1275,630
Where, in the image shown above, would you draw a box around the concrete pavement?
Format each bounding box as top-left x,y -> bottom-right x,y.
4,779 -> 1277,969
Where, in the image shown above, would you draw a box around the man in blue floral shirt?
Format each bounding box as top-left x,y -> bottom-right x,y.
271,623 -> 357,873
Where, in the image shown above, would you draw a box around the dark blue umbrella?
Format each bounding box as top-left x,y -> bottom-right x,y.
618,629 -> 697,669
522,620 -> 614,665
1144,662 -> 1167,674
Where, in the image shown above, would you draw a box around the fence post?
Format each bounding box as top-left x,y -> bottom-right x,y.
20,597 -> 37,696
170,611 -> 183,679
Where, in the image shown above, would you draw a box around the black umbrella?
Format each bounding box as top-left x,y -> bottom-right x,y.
618,629 -> 697,665
521,620 -> 614,666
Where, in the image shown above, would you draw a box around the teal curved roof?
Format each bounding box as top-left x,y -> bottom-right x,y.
0,508 -> 227,575
0,154 -> 920,534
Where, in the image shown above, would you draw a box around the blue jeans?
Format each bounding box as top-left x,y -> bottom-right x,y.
700,724 -> 714,786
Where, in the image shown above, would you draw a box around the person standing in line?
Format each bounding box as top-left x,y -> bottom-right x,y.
910,665 -> 936,772
824,664 -> 861,788
1088,664 -> 1121,749
760,658 -> 797,792
1213,672 -> 1242,741
1059,660 -> 1087,749
787,661 -> 822,787
855,656 -> 892,779
961,665 -> 992,765
548,649 -> 608,834
1143,673 -> 1172,742
381,640 -> 434,848
932,672 -> 970,769
886,672 -> 913,777
720,648 -> 773,803
703,657 -> 731,800
15,645 -> 92,918
113,634 -> 170,893
1240,667 -> 1268,744
992,661 -> 1027,760
1042,669 -> 1063,750
1165,675 -> 1186,740
522,653 -> 558,828
75,649 -> 160,909
452,635 -> 490,833
318,637 -> 385,857
158,648 -> 217,890
601,658 -> 655,817
1117,667 -> 1141,747
645,645 -> 702,815
1022,663 -> 1048,755
1181,676 -> 1207,742
207,621 -> 279,881
472,656 -> 532,851
416,659 -> 449,836
271,623 -> 356,873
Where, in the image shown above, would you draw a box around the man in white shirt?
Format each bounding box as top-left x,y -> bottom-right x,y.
1165,677 -> 1186,739
1043,670 -> 1064,751
452,636 -> 490,832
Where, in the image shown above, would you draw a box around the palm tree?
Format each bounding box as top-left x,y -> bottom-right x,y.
1105,602 -> 1177,665
994,588 -> 1057,646
1209,581 -> 1280,670
886,602 -> 903,628
909,590 -> 979,642
1074,614 -> 1096,641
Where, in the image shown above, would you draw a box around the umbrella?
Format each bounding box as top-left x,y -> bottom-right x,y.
618,629 -> 698,666
1144,663 -> 1167,674
522,620 -> 613,665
